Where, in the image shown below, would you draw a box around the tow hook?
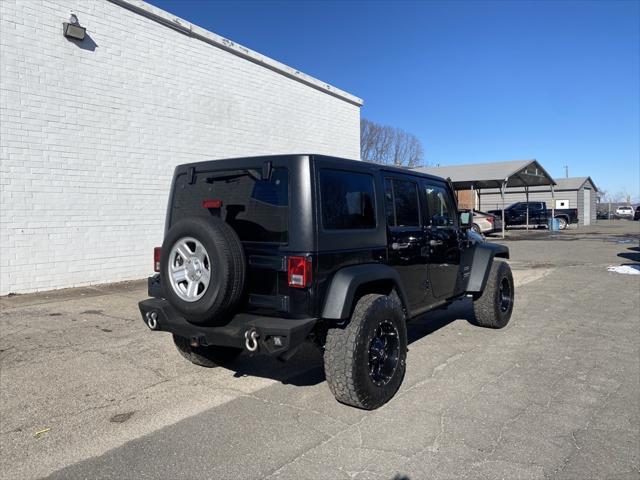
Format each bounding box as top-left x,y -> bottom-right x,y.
145,311 -> 158,330
244,328 -> 259,352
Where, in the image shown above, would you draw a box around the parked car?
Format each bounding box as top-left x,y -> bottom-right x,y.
615,206 -> 634,218
634,206 -> 640,221
597,210 -> 613,220
139,154 -> 514,409
471,210 -> 502,234
488,201 -> 578,230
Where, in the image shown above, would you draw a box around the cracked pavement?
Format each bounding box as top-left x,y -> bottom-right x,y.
1,220 -> 638,479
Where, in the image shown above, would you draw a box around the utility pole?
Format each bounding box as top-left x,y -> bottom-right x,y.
564,165 -> 569,178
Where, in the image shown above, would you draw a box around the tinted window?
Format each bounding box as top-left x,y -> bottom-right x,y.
424,184 -> 455,227
385,178 -> 420,227
384,178 -> 395,226
172,167 -> 289,243
320,169 -> 376,230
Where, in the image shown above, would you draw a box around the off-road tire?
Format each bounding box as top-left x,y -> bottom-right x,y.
173,334 -> 242,368
473,259 -> 514,329
161,217 -> 246,324
324,294 -> 407,410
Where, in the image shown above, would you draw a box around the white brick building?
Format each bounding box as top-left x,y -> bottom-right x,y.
0,0 -> 362,295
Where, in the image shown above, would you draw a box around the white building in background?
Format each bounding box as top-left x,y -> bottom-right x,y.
0,0 -> 363,294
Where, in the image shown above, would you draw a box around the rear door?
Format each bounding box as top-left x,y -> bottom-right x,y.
508,202 -> 526,225
422,180 -> 461,299
529,202 -> 546,225
169,160 -> 293,314
383,174 -> 429,312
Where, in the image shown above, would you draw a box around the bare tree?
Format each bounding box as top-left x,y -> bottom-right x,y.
607,190 -> 630,203
360,118 -> 425,167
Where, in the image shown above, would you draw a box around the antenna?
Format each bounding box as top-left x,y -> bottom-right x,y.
564,165 -> 569,178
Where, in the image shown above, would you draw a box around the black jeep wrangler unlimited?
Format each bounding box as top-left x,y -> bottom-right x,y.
139,154 -> 513,409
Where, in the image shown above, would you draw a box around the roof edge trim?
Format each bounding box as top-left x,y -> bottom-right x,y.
107,0 -> 364,107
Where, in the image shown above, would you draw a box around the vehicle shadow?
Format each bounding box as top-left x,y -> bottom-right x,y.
222,299 -> 473,387
617,246 -> 640,264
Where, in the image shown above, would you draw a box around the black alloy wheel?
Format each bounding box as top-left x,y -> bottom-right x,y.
498,277 -> 512,313
368,320 -> 401,387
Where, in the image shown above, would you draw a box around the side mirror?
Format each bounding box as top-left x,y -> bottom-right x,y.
459,210 -> 472,228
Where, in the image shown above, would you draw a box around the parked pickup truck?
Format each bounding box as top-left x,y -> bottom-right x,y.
489,201 -> 578,230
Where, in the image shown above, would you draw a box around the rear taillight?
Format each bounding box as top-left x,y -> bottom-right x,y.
154,247 -> 161,272
487,216 -> 494,225
287,256 -> 312,288
202,199 -> 223,209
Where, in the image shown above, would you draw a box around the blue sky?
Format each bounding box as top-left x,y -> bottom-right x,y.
149,0 -> 639,201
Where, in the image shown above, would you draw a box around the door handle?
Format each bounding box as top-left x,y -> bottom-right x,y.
391,236 -> 419,250
429,239 -> 443,246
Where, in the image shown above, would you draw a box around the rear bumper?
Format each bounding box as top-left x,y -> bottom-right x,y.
138,298 -> 317,358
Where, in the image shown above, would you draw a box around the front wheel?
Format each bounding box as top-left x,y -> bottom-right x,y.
472,259 -> 514,329
324,294 -> 407,410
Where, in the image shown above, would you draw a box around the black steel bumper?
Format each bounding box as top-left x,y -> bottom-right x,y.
138,298 -> 317,358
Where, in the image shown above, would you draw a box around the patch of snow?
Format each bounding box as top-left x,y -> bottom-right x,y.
607,265 -> 640,275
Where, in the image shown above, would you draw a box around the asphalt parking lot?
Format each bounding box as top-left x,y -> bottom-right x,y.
1,220 -> 638,480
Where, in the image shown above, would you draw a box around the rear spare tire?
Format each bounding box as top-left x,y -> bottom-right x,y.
161,217 -> 246,324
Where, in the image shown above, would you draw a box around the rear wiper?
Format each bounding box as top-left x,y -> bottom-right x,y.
205,169 -> 260,184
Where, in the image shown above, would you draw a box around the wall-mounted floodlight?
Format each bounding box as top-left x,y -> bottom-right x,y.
63,14 -> 86,41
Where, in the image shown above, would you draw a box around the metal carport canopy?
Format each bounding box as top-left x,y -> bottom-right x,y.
413,159 -> 557,237
413,159 -> 556,189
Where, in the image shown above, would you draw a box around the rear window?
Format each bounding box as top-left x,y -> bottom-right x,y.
319,169 -> 376,230
172,167 -> 289,243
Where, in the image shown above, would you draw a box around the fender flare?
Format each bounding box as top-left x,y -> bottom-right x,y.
465,243 -> 510,293
321,264 -> 409,320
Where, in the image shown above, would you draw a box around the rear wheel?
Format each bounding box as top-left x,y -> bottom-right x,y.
173,335 -> 242,368
471,223 -> 482,234
473,259 -> 514,329
556,216 -> 568,230
324,294 -> 407,410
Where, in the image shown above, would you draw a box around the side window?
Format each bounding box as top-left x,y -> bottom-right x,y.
384,178 -> 420,228
320,169 -> 376,230
384,178 -> 395,227
424,184 -> 456,227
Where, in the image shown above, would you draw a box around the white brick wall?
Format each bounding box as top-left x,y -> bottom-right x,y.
0,0 -> 362,295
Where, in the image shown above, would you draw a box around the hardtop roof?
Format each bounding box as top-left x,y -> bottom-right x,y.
176,154 -> 449,183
